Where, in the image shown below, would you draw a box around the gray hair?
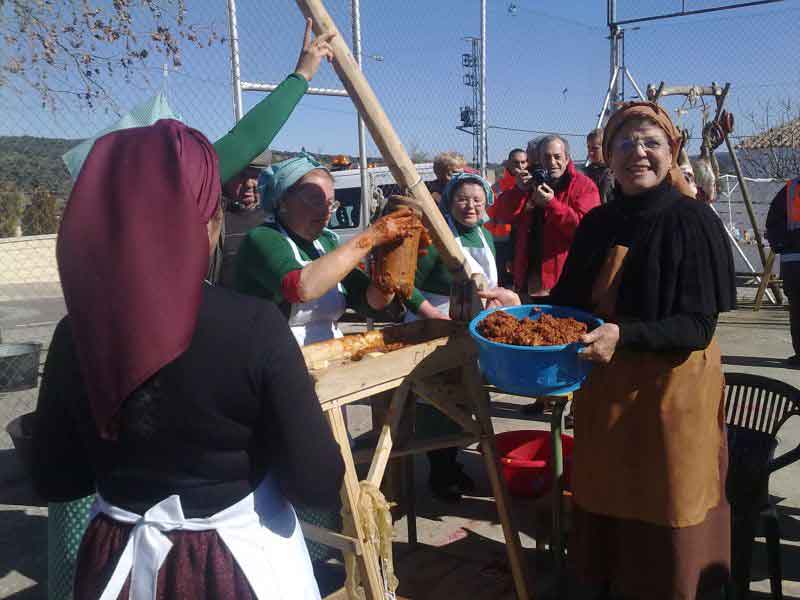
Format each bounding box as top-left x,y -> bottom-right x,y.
537,134 -> 571,160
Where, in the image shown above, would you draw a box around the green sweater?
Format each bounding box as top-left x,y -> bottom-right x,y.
213,73 -> 308,184
406,224 -> 496,312
235,223 -> 377,318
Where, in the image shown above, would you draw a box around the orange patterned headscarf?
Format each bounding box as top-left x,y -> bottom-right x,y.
603,101 -> 696,198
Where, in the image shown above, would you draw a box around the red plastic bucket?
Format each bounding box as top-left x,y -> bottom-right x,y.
493,430 -> 574,498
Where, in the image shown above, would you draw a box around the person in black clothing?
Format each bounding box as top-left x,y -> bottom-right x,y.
582,127 -> 614,204
33,118 -> 343,599
765,177 -> 800,365
208,150 -> 271,288
482,102 -> 735,599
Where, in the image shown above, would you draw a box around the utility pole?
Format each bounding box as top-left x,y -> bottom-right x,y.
457,37 -> 481,168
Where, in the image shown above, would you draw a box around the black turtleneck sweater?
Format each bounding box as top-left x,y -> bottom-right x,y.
550,182 -> 736,352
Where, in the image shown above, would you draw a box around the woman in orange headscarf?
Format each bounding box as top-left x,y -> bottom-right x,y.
543,102 -> 736,599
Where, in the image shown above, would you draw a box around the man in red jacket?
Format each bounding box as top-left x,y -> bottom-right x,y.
493,134 -> 600,297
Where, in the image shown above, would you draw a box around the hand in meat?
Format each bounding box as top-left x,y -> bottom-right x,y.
368,206 -> 424,247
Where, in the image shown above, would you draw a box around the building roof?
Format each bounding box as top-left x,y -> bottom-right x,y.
738,117 -> 800,150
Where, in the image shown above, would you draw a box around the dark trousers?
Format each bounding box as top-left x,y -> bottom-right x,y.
781,261 -> 800,355
494,239 -> 513,287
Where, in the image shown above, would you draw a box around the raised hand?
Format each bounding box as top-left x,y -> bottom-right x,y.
294,18 -> 336,82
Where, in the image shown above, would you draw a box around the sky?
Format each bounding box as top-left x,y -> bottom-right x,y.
2,0 -> 799,163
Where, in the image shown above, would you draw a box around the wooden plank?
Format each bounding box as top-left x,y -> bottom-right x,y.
367,382 -> 410,487
352,434 -> 479,464
411,379 -> 481,436
461,364 -> 532,600
313,334 -> 477,405
327,406 -> 386,600
754,249 -> 777,311
300,521 -> 359,555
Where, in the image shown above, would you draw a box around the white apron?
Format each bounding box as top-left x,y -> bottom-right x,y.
405,221 -> 498,322
94,476 -> 319,600
278,225 -> 347,346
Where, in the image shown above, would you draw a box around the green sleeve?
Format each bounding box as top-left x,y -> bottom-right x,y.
405,243 -> 440,313
341,268 -> 376,316
214,73 -> 309,184
234,226 -> 303,304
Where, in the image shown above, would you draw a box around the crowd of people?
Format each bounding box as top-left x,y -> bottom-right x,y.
26,18 -> 752,600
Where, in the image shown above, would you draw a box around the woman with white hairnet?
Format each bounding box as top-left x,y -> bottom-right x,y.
405,172 -> 517,502
234,153 -> 420,346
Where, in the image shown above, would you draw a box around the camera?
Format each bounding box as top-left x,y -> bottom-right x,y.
531,168 -> 552,187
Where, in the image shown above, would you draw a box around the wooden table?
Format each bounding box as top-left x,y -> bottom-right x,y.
301,320 -> 532,600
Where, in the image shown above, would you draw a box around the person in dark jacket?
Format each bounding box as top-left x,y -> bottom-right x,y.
765,177 -> 800,365
582,128 -> 614,204
209,150 -> 271,288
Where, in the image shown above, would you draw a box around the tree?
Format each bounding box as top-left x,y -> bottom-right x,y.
408,141 -> 431,164
22,188 -> 60,236
0,182 -> 25,238
739,99 -> 800,180
1,0 -> 223,110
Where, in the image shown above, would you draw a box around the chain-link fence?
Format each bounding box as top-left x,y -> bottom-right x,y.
1,1 -> 798,460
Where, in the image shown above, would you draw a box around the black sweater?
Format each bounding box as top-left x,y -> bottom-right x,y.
551,183 -> 736,352
31,284 -> 344,518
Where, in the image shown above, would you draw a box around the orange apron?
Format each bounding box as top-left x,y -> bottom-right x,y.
573,246 -> 725,527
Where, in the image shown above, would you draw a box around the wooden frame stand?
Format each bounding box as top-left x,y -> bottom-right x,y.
301,320 -> 531,600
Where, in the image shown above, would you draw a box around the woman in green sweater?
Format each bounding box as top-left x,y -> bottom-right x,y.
234,153 -> 418,346
406,172 -> 516,502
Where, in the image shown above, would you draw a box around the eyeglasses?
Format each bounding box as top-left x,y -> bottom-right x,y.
299,196 -> 341,213
612,136 -> 668,155
453,197 -> 485,208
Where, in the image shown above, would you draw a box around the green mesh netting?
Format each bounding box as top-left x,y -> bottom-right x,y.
48,496 -> 94,600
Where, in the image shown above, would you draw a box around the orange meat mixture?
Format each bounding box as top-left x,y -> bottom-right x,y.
478,309 -> 587,346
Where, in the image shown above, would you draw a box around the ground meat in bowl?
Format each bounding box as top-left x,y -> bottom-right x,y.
478,309 -> 588,346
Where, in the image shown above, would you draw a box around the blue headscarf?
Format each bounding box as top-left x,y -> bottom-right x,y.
440,172 -> 494,225
258,152 -> 330,216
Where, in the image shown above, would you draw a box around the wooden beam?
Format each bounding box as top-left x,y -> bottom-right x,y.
327,406 -> 386,599
461,365 -> 532,599
351,434 -> 480,464
366,383 -> 410,487
411,379 -> 481,436
300,521 -> 359,555
294,0 -> 474,285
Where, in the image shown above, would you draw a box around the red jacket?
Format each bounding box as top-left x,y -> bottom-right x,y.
493,161 -> 600,291
485,169 -> 516,239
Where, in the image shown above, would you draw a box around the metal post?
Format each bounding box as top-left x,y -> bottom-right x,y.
352,0 -> 369,211
226,0 -> 244,122
480,0 -> 488,176
352,0 -> 374,332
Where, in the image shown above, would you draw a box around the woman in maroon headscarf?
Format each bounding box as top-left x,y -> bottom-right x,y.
28,117 -> 344,598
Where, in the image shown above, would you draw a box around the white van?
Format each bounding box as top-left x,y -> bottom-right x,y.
327,163 -> 436,243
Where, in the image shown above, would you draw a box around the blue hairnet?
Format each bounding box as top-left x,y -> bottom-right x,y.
258,152 -> 329,215
440,172 -> 494,218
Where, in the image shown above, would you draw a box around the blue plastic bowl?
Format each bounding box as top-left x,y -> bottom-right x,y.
469,305 -> 604,397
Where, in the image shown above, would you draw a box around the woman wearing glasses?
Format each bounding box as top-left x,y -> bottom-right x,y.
549,102 -> 735,599
235,153 -> 419,346
405,172 -> 517,502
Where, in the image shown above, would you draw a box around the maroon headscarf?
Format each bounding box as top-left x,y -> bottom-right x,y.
57,119 -> 221,439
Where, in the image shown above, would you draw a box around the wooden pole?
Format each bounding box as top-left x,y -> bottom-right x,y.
295,0 -> 476,286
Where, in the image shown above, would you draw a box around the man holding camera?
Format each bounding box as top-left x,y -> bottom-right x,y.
493,134 -> 600,298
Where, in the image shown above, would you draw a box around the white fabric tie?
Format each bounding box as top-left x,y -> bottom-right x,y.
95,492 -> 260,600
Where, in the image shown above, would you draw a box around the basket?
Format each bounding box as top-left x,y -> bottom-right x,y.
494,430 -> 574,498
468,305 -> 602,396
